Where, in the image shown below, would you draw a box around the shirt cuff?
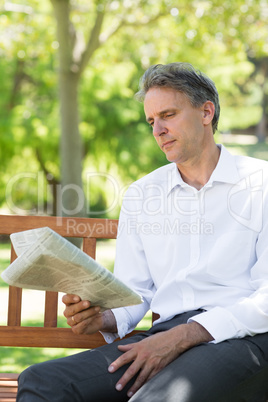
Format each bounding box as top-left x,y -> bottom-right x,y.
112,307 -> 134,339
99,331 -> 119,344
98,307 -> 136,343
188,307 -> 249,343
99,307 -> 132,344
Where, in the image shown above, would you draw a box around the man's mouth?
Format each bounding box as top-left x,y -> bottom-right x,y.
162,140 -> 175,150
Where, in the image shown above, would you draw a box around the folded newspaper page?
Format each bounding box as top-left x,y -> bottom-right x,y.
1,227 -> 143,311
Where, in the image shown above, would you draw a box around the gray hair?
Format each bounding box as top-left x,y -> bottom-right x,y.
135,62 -> 220,133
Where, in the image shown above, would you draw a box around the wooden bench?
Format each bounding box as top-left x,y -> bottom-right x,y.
0,214 -> 147,401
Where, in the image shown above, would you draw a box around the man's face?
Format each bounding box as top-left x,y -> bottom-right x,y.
144,87 -> 209,167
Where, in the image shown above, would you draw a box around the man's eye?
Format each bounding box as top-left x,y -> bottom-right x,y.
166,113 -> 174,118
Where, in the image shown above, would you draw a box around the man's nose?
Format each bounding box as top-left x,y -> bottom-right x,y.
153,120 -> 167,137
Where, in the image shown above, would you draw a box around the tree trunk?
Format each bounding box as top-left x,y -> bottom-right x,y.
58,71 -> 85,217
256,109 -> 267,143
255,58 -> 268,143
51,0 -> 85,218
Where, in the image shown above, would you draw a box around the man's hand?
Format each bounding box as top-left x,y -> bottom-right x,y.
108,321 -> 213,398
62,294 -> 117,335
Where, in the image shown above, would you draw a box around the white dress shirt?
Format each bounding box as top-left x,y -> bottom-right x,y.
103,145 -> 268,344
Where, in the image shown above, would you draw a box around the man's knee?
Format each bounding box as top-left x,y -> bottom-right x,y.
18,364 -> 39,388
17,362 -> 66,402
17,363 -> 48,401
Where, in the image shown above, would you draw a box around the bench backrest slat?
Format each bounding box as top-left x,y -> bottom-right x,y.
0,214 -> 130,349
83,237 -> 97,259
44,291 -> 58,328
7,287 -> 22,327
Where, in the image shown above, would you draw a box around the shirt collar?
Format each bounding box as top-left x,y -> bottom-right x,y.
208,144 -> 240,185
167,163 -> 185,195
167,144 -> 240,196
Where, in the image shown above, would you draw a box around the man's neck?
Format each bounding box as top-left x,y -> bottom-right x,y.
177,144 -> 220,190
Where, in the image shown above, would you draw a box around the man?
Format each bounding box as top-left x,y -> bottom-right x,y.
17,63 -> 268,401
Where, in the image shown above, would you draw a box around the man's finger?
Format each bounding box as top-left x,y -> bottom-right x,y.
125,366 -> 153,398
108,346 -> 136,374
64,300 -> 91,318
62,294 -> 81,306
64,307 -> 100,327
117,343 -> 136,352
114,359 -> 142,393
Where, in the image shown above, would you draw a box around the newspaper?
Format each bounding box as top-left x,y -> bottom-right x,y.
1,227 -> 143,311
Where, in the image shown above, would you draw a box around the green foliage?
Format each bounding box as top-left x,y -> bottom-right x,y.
80,63 -> 167,177
0,3 -> 60,210
0,0 -> 268,214
220,106 -> 262,132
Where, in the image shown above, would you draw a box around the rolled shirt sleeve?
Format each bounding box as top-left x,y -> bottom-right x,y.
189,195 -> 268,343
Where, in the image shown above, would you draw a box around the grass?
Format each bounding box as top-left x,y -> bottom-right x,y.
0,346 -> 86,373
223,141 -> 268,161
1,137 -> 268,373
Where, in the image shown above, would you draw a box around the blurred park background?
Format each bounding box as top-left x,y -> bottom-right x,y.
1,0 -> 268,219
0,0 -> 268,372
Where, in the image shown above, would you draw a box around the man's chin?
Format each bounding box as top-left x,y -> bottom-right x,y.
164,153 -> 178,164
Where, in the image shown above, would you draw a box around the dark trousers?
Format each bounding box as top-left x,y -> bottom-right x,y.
17,310 -> 268,402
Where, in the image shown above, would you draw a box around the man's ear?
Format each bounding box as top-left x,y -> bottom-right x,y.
202,101 -> 215,126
